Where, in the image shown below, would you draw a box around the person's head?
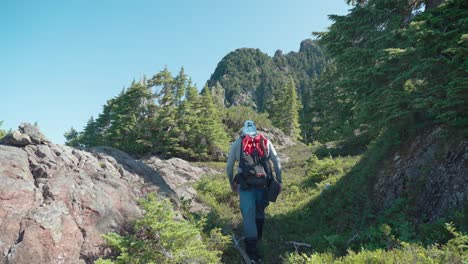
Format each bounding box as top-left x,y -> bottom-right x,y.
241,120 -> 257,136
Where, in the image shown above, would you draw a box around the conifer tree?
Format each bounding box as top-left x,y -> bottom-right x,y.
69,82 -> 156,154
151,68 -> 181,157
174,67 -> 188,107
64,127 -> 81,147
285,77 -> 302,139
271,78 -> 302,140
81,116 -> 100,146
197,85 -> 230,160
176,80 -> 201,159
313,0 -> 467,144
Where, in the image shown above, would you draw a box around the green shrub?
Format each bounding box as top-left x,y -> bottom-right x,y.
305,155 -> 358,184
96,193 -> 228,264
195,174 -> 241,231
284,228 -> 468,263
0,121 -> 6,139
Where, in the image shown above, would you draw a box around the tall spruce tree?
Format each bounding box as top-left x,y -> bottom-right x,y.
68,82 -> 156,154
174,67 -> 188,107
64,127 -> 81,147
150,68 -> 181,157
176,80 -> 202,159
197,86 -> 230,160
271,77 -> 302,140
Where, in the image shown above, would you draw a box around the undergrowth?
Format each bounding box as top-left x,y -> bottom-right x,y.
192,130 -> 467,263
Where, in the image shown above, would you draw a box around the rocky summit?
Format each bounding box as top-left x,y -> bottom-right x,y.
0,123 -> 215,264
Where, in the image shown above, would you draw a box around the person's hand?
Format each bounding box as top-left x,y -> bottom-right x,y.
231,183 -> 238,193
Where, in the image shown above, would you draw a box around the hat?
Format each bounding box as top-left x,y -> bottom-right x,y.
242,120 -> 257,136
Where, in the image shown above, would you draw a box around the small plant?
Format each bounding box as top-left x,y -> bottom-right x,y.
0,120 -> 6,139
98,161 -> 106,169
96,193 -> 229,264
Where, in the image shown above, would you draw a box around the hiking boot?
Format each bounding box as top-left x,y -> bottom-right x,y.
256,218 -> 264,241
245,238 -> 259,262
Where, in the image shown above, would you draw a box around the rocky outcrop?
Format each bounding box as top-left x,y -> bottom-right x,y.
0,124 -> 214,264
142,157 -> 217,212
258,128 -> 295,150
0,123 -> 50,147
375,127 -> 468,222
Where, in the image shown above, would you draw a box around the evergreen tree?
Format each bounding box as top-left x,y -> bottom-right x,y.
174,67 -> 188,106
313,0 -> 467,143
64,127 -> 81,147
310,64 -> 356,142
69,82 -> 156,154
271,78 -> 302,140
197,86 -> 230,160
81,116 -> 100,147
176,80 -> 201,159
285,77 -> 302,140
150,68 -> 181,157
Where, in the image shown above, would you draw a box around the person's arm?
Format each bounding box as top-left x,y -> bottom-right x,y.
226,138 -> 240,189
268,141 -> 282,184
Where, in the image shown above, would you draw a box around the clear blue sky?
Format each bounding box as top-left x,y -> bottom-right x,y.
1,0 -> 350,144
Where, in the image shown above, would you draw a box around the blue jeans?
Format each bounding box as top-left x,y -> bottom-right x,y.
239,187 -> 269,239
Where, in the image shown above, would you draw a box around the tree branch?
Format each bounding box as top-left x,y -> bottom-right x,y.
232,235 -> 251,263
286,241 -> 312,252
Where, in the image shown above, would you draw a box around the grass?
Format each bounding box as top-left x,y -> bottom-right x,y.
192,142 -> 361,263
190,131 -> 467,263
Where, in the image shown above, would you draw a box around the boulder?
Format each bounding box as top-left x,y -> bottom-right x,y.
0,123 -> 49,146
142,157 -> 216,212
258,128 -> 295,149
0,130 -> 32,146
19,123 -> 49,144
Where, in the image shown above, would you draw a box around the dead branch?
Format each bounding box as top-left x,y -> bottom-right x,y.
232,235 -> 251,263
286,241 -> 312,252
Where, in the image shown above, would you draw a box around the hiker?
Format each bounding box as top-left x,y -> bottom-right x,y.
226,120 -> 282,262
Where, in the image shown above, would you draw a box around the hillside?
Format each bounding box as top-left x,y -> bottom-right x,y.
207,40 -> 327,141
194,126 -> 467,263
208,39 -> 326,110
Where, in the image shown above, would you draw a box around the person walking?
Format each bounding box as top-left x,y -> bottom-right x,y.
226,120 -> 282,262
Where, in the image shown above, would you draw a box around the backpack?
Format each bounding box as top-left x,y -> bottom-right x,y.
238,134 -> 273,188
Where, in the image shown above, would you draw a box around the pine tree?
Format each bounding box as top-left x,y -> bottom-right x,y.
72,81 -> 156,153
174,67 -> 188,107
64,127 -> 81,147
197,86 -> 230,160
81,116 -> 99,147
176,80 -> 201,159
150,68 -> 181,157
271,78 -> 302,140
284,77 -> 302,139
